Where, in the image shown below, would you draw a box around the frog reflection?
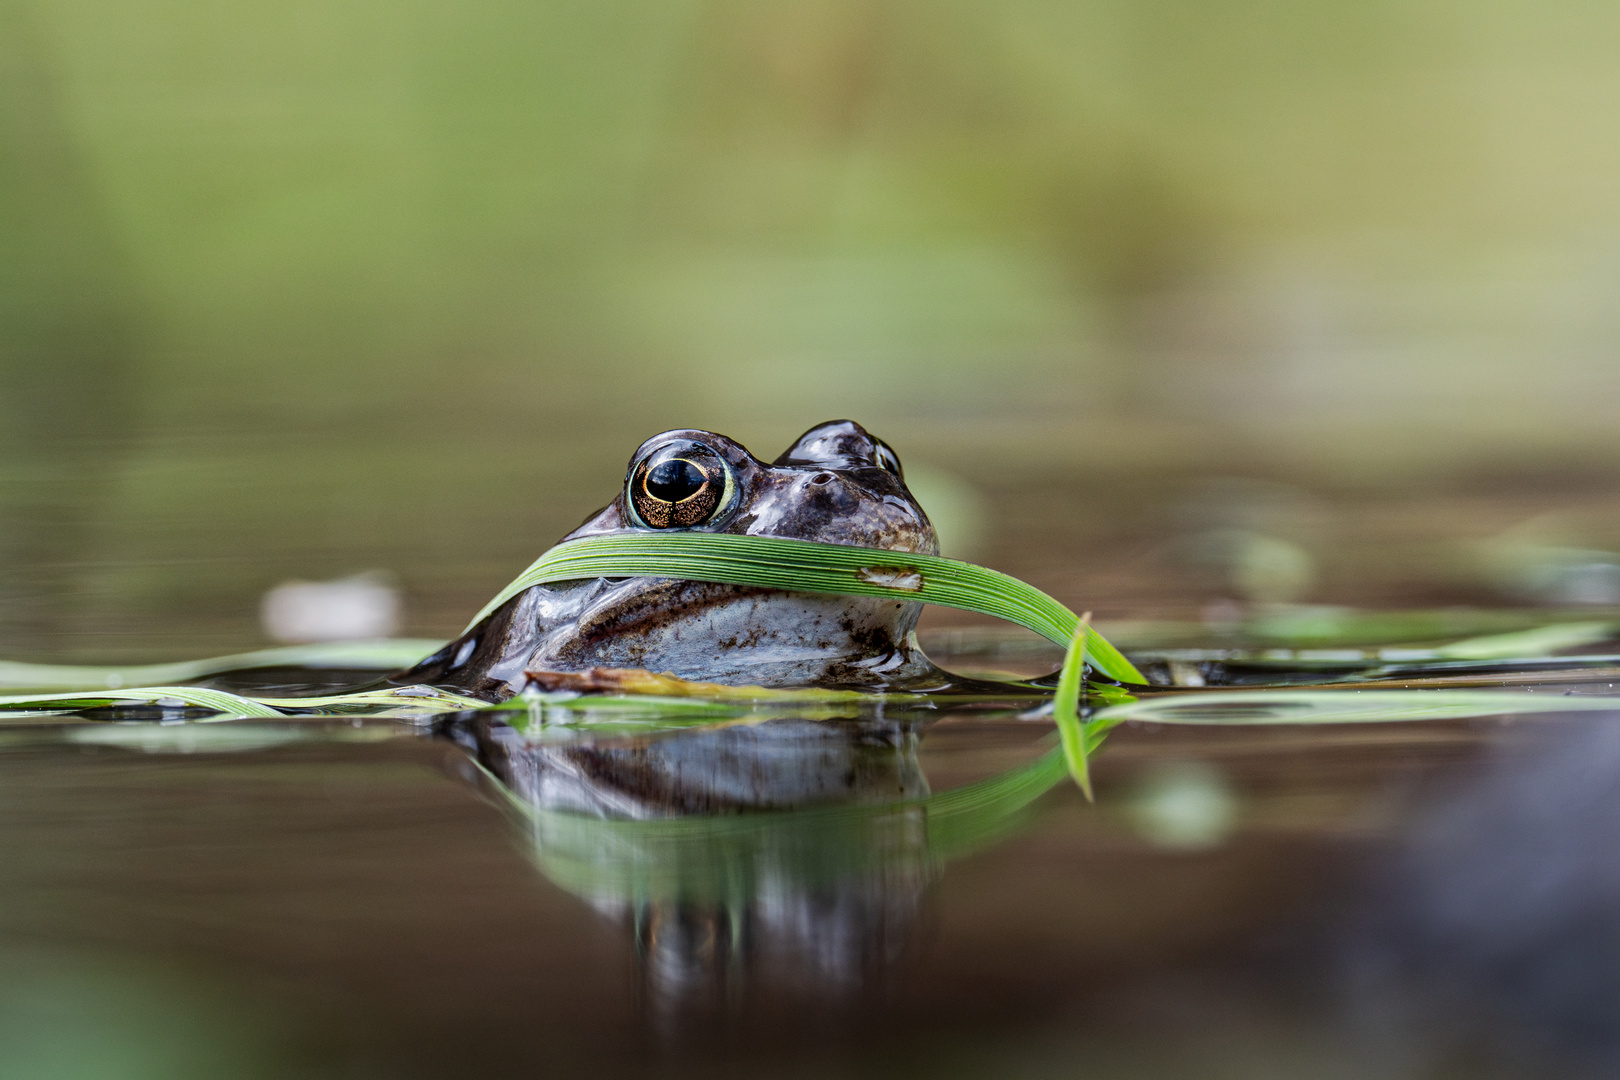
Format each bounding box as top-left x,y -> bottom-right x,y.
449,709 -> 1067,1026
453,711 -> 934,1019
401,421 -> 947,700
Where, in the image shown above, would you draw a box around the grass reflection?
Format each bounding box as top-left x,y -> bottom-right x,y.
455,709 -> 1070,1016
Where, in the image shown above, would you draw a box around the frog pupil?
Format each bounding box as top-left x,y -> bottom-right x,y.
646,459 -> 706,502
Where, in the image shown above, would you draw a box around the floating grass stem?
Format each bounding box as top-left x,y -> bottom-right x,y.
0,685 -> 283,718
1093,688 -> 1620,726
0,639 -> 446,693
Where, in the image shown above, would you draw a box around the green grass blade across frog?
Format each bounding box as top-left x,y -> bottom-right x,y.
395,420 -> 1044,701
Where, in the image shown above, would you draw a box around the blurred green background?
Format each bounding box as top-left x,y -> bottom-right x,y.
5,0 -> 1620,659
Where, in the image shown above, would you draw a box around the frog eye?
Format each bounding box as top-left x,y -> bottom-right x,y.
627,441 -> 737,529
873,439 -> 904,480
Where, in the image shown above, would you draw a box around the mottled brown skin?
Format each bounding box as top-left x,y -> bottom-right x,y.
396,421 -> 948,701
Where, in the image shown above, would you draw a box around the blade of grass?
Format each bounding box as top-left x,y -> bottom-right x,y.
464,533 -> 1145,685
252,686 -> 490,713
0,639 -> 446,692
1433,621 -> 1618,660
1053,612 -> 1094,798
1094,688 -> 1620,726
0,685 -> 283,718
0,535 -> 1142,713
0,684 -> 489,720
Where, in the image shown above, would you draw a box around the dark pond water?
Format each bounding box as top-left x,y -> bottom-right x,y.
5,642 -> 1620,1080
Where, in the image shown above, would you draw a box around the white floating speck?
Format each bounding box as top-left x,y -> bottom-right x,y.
1128,762 -> 1237,851
261,571 -> 401,643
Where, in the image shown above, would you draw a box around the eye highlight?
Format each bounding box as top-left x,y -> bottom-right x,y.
628,441 -> 735,529
873,439 -> 903,479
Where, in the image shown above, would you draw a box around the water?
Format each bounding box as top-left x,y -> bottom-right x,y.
7,2 -> 1620,1070
3,644 -> 1619,1079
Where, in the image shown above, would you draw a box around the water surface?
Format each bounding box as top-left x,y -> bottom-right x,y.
3,645 -> 1616,1079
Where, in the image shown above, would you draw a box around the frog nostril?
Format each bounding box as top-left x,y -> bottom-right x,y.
811,473 -> 834,486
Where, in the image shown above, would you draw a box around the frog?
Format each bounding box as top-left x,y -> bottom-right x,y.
395,420 -> 949,700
